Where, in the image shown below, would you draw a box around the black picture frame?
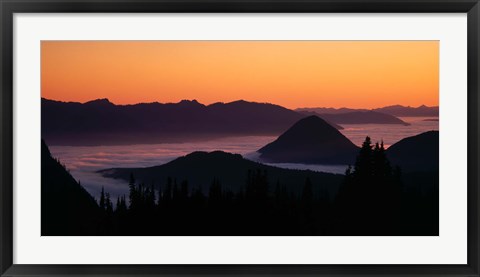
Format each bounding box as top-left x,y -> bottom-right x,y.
1,0 -> 479,276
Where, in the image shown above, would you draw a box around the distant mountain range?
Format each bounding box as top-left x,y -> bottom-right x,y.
42,98 -> 423,145
375,105 -> 439,117
297,104 -> 439,117
98,150 -> 344,198
258,116 -> 360,164
298,110 -> 410,126
42,98 -> 307,145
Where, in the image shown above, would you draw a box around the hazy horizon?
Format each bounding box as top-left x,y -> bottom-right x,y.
42,96 -> 439,110
42,41 -> 438,109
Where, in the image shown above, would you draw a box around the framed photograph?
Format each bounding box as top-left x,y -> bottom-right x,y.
1,0 -> 479,276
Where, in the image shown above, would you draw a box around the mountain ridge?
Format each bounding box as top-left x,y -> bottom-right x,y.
298,110 -> 410,125
42,98 -> 311,145
42,140 -> 101,235
297,104 -> 439,117
98,149 -> 344,197
386,130 -> 439,172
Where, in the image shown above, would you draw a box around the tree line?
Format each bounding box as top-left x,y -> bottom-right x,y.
90,137 -> 438,236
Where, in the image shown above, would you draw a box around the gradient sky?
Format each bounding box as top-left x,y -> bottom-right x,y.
41,41 -> 439,109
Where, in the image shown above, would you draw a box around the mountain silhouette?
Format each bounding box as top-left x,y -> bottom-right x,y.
292,111 -> 343,129
296,107 -> 365,114
374,105 -> 438,117
297,105 -> 438,117
42,98 -> 342,145
84,98 -> 115,107
257,116 -> 360,164
299,110 -> 410,126
98,150 -> 344,197
386,131 -> 439,172
42,140 -> 101,235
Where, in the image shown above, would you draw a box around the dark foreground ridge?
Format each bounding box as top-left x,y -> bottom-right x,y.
98,150 -> 344,198
387,130 -> 439,172
42,131 -> 438,236
42,140 -> 101,235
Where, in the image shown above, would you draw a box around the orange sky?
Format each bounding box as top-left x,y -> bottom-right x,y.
41,41 -> 438,109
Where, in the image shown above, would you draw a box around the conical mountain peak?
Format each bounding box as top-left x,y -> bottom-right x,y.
258,115 -> 359,165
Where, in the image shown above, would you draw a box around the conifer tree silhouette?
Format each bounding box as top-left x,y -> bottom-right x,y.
335,136 -> 403,235
99,186 -> 106,211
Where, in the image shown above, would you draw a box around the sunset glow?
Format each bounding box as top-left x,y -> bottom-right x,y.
41,41 -> 439,109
